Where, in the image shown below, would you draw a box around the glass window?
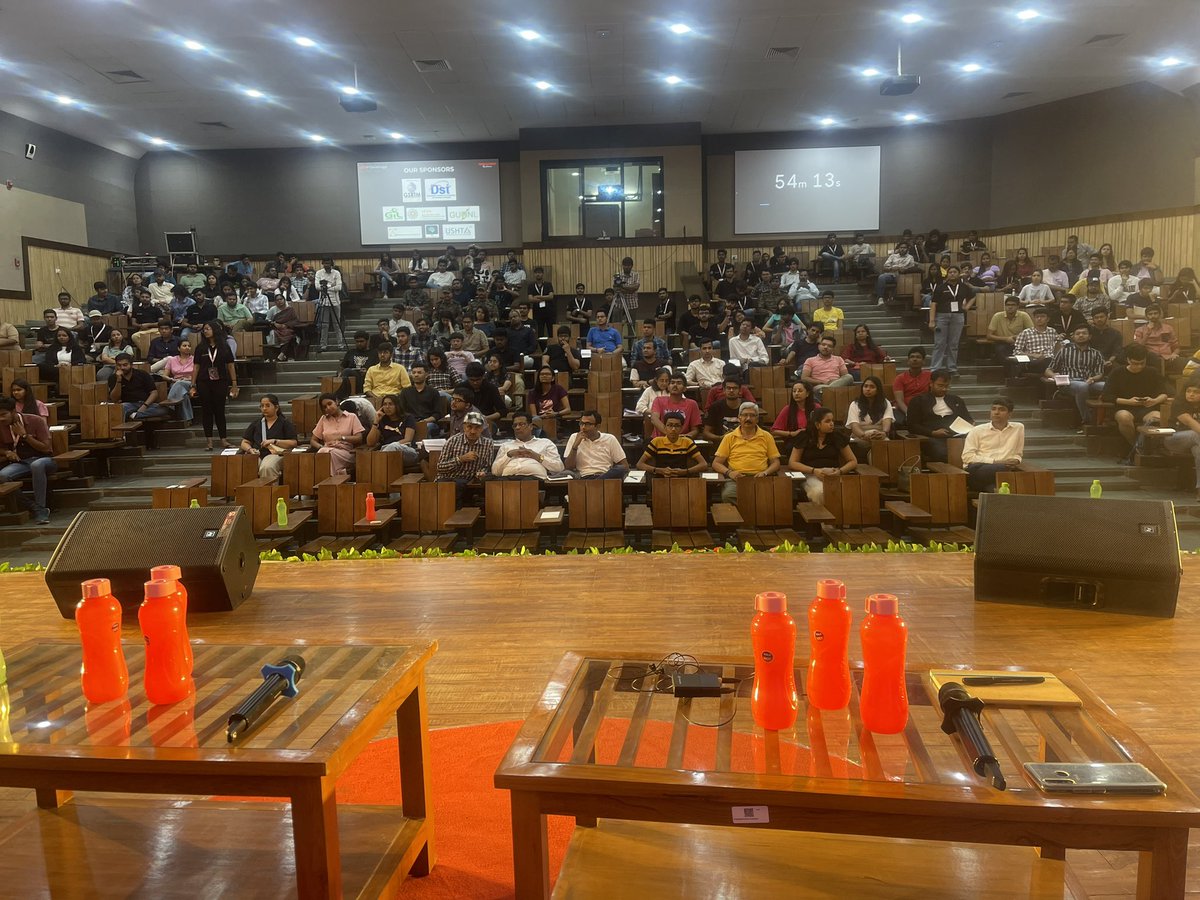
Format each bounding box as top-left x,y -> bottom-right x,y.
541,158 -> 664,241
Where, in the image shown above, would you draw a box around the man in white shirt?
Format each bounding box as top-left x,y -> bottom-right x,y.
961,396 -> 1024,493
1017,270 -> 1055,307
872,243 -> 917,305
1106,260 -> 1140,306
684,340 -> 726,390
848,234 -> 875,276
727,319 -> 769,367
491,411 -> 564,480
314,258 -> 344,349
502,259 -> 527,288
781,262 -> 820,305
52,291 -> 87,333
1041,256 -> 1070,295
563,410 -> 628,479
147,273 -> 175,306
424,259 -> 455,292
388,304 -> 416,338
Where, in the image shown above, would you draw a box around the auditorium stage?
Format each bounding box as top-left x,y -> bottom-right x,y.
0,554 -> 1197,897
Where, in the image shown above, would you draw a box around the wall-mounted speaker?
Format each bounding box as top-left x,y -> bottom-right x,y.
24,144 -> 36,160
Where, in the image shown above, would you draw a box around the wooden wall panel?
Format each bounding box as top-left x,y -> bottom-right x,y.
11,245 -> 109,326
524,242 -> 706,292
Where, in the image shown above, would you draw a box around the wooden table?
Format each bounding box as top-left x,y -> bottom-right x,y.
496,651 -> 1200,899
0,639 -> 437,899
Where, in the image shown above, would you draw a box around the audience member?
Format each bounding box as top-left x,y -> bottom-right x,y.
845,323 -> 887,374
871,242 -> 918,305
649,373 -> 702,437
812,292 -> 844,333
848,234 -> 876,276
704,379 -> 747,441
771,381 -> 819,440
891,346 -> 929,426
1103,345 -> 1168,463
636,368 -> 672,416
9,380 -> 48,419
96,329 -> 134,382
818,233 -> 845,283
193,321 -> 238,451
728,319 -> 769,367
785,322 -> 825,373
846,376 -> 894,444
1087,308 -> 1122,364
1018,270 -> 1055,307
586,309 -> 623,356
401,364 -> 445,436
787,407 -> 856,504
566,283 -> 593,326
1135,304 -> 1184,375
1163,379 -> 1200,500
310,392 -> 364,476
527,366 -> 569,420
1047,294 -> 1087,337
1011,307 -> 1062,376
905,369 -> 974,463
1107,260 -> 1140,306
986,296 -> 1033,362
463,362 -> 505,428
637,411 -> 707,476
239,394 -> 298,482
685,341 -> 726,390
961,397 -> 1025,492
0,396 -> 55,524
337,332 -> 373,398
563,411 -> 627,479
53,291 -> 87,333
1045,325 -> 1106,428
363,344 -> 413,404
107,354 -> 166,421
491,412 -> 563,480
801,335 -> 853,400
366,395 -> 419,467
39,327 -> 85,382
711,403 -> 780,502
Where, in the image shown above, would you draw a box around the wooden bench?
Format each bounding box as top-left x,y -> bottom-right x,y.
152,476 -> 208,509
290,394 -> 321,438
314,474 -> 392,537
798,472 -> 892,546
476,480 -> 560,553
235,476 -> 312,538
282,450 -> 331,502
388,482 -> 476,553
209,453 -> 260,500
887,470 -> 974,543
562,479 -> 625,551
355,449 -> 407,498
734,476 -> 801,549
643,478 -> 713,550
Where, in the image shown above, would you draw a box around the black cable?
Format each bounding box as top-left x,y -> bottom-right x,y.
607,654 -> 751,728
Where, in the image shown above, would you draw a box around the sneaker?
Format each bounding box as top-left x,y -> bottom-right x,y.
32,507 -> 50,525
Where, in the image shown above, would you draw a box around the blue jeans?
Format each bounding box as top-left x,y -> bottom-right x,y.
874,273 -> 897,297
820,253 -> 842,282
1165,431 -> 1200,488
580,465 -> 628,480
0,457 -> 57,509
379,272 -> 397,296
1064,379 -> 1104,424
931,313 -> 965,373
168,379 -> 193,421
122,401 -> 168,420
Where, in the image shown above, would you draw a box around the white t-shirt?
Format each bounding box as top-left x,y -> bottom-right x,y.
932,397 -> 952,416
845,399 -> 895,427
1018,283 -> 1054,305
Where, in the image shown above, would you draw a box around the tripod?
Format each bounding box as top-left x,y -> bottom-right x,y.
316,283 -> 345,351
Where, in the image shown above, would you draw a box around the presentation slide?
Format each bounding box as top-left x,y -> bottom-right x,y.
734,146 -> 881,234
356,158 -> 502,246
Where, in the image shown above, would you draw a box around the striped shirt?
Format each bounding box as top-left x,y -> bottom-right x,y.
1049,344 -> 1104,381
646,436 -> 702,469
1012,327 -> 1060,357
436,433 -> 496,480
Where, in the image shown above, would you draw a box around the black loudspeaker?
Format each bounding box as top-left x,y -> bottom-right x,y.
44,507 -> 260,618
974,494 -> 1181,617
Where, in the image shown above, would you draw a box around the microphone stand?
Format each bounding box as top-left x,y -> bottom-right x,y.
938,681 -> 1006,790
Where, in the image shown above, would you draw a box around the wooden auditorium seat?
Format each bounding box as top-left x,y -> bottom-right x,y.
389,482 -> 478,553
797,472 -> 892,547
476,480 -> 560,553
734,476 -> 802,549
562,479 -> 625,551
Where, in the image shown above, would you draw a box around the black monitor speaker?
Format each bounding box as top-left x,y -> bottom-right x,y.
974,494 -> 1181,617
44,507 -> 260,618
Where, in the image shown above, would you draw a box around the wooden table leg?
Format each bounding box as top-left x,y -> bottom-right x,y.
35,788 -> 71,809
397,674 -> 436,876
511,790 -> 550,900
291,776 -> 341,899
1136,828 -> 1188,900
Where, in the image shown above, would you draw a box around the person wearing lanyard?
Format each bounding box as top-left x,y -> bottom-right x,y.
929,265 -> 975,376
195,321 -> 239,450
527,267 -> 556,339
566,283 -> 592,327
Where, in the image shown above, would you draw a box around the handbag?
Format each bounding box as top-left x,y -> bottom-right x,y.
897,455 -> 922,493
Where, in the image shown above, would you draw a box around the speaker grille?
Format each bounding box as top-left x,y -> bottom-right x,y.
49,507 -> 244,570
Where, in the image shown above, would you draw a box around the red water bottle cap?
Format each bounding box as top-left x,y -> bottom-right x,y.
150,565 -> 181,584
81,578 -> 111,598
816,578 -> 846,600
866,593 -> 899,616
754,591 -> 788,613
143,579 -> 175,599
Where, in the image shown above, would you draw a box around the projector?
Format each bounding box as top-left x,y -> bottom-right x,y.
880,74 -> 921,96
339,95 -> 378,113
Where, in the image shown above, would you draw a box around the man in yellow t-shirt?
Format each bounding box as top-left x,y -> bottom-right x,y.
812,291 -> 844,333
711,402 -> 781,502
362,344 -> 412,403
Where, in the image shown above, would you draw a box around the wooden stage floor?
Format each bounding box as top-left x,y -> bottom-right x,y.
1,554 -> 1198,897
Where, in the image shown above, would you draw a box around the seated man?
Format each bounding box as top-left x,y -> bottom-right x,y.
1010,307 -> 1061,377
891,346 -> 930,427
631,341 -> 665,388
637,410 -> 707,476
1047,294 -> 1087,338
1163,379 -> 1200,501
649,373 -> 702,438
544,325 -> 581,375
490,411 -> 562,480
1102,345 -> 1168,463
905,369 -> 974,463
871,242 -> 917,305
436,410 -> 496,501
728,318 -> 770,367
703,364 -> 756,410
363,343 -> 412,405
811,292 -> 844,333
87,281 -> 122,316
0,396 -> 56,524
32,308 -> 59,367
785,322 -> 825,373
1045,325 -> 1105,428
710,402 -> 781,502
107,354 -> 167,420
586,309 -> 623,356
217,291 -> 253,333
1087,307 -> 1122,366
685,340 -> 725,390
1134,303 -> 1184,375
704,378 -> 746,441
629,319 -> 669,366
960,396 -> 1024,493
338,331 -> 374,398
463,362 -> 506,429
801,335 -> 853,400
563,410 -> 628,479
986,296 -> 1033,362
239,393 -> 298,483
445,386 -> 490,438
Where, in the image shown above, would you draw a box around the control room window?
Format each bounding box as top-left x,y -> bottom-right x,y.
542,159 -> 664,240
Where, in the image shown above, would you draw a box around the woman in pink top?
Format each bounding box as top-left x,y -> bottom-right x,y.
311,392 -> 365,475
163,338 -> 196,423
9,379 -> 50,419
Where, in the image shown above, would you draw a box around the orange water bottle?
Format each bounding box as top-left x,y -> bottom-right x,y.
807,578 -> 852,710
859,593 -> 909,734
139,579 -> 195,705
150,565 -> 192,670
751,591 -> 798,731
365,491 -> 377,522
75,578 -> 129,704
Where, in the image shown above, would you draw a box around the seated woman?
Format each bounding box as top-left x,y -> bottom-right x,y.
919,262 -> 943,310
39,328 -> 86,383
9,379 -> 49,419
845,376 -> 894,460
425,347 -> 461,393
787,407 -> 857,504
96,328 -> 135,382
999,247 -> 1036,292
762,297 -> 806,347
844,324 -> 887,376
1167,267 -> 1199,304
770,381 -> 818,440
366,394 -> 418,467
269,295 -> 299,361
162,339 -> 196,423
484,352 -> 522,410
635,367 -> 672,416
310,392 -> 365,476
526,366 -> 570,421
968,252 -> 999,290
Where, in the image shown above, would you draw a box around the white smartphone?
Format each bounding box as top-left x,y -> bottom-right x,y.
1023,762 -> 1166,795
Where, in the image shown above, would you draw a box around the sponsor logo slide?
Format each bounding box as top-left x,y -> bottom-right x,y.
424,224 -> 442,238
406,206 -> 447,222
401,179 -> 423,203
442,223 -> 476,240
382,206 -> 405,221
424,178 -> 457,201
447,206 -> 480,222
387,225 -> 424,240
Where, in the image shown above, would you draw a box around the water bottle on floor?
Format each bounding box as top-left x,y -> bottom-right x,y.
1090,479 -> 1103,498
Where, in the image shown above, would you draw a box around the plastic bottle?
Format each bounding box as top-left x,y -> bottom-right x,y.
276,497 -> 289,527
859,593 -> 909,734
139,579 -> 194,705
997,481 -> 1011,494
365,491 -> 377,522
75,578 -> 129,704
150,565 -> 193,671
1090,479 -> 1103,499
807,578 -> 852,710
0,642 -> 6,686
751,591 -> 799,731
188,498 -> 200,508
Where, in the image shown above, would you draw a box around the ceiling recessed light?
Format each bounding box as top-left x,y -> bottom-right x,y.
902,113 -> 920,122
309,134 -> 326,142
149,137 -> 167,145
518,29 -> 541,41
1016,9 -> 1039,20
534,80 -> 551,90
861,67 -> 881,77
183,39 -> 205,51
900,13 -> 923,24
244,88 -> 264,98
961,62 -> 982,72
819,117 -> 836,126
664,74 -> 683,85
1160,56 -> 1183,67
54,95 -> 76,106
668,23 -> 692,35
294,36 -> 316,47
340,85 -> 360,95
388,131 -> 404,140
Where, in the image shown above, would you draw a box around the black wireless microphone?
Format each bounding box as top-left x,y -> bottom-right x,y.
225,655 -> 306,743
938,681 -> 1006,790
